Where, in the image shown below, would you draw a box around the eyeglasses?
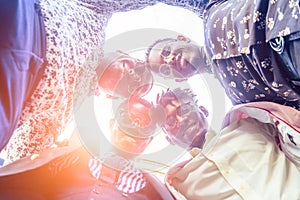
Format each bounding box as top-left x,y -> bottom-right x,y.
109,51 -> 147,81
159,64 -> 172,77
158,45 -> 174,77
104,51 -> 153,96
159,45 -> 185,78
161,45 -> 171,58
160,45 -> 184,60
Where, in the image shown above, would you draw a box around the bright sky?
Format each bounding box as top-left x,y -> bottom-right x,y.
105,3 -> 204,45
103,3 -> 232,132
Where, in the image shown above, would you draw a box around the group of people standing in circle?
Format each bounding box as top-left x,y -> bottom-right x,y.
0,0 -> 300,199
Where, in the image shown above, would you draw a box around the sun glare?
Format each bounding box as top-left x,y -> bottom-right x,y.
99,3 -> 232,179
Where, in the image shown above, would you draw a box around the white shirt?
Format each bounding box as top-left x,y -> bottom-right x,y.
166,102 -> 300,200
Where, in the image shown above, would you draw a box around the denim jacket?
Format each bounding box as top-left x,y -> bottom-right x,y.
0,0 -> 46,150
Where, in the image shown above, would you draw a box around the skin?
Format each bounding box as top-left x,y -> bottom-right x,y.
157,88 -> 209,150
147,36 -> 208,80
127,97 -> 153,128
109,98 -> 157,157
164,100 -> 208,149
97,51 -> 153,98
110,119 -> 153,155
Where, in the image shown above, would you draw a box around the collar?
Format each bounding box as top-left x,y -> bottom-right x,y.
223,101 -> 300,132
89,153 -> 146,194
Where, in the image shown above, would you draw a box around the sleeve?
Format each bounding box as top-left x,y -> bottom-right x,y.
165,154 -> 238,199
90,0 -> 208,17
86,0 -> 159,14
158,0 -> 212,18
166,118 -> 300,200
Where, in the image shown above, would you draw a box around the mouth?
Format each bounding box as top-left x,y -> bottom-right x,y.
174,51 -> 184,71
173,57 -> 195,78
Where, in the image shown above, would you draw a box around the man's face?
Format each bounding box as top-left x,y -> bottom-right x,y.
109,98 -> 156,155
163,99 -> 208,149
97,52 -> 153,98
110,119 -> 153,154
147,39 -> 203,79
156,88 -> 209,149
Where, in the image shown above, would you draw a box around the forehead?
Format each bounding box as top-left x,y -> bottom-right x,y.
98,52 -> 130,73
147,40 -> 175,71
104,52 -> 145,73
160,90 -> 203,114
111,53 -> 139,64
107,52 -> 141,65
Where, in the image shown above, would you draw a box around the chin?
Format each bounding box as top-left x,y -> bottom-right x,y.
190,131 -> 207,149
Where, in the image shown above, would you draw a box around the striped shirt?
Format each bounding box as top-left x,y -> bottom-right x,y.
88,154 -> 146,194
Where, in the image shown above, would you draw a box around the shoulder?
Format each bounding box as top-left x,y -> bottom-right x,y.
0,143 -> 82,176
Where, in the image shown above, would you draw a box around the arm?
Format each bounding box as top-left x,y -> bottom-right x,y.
90,0 -> 209,17
88,0 -> 159,14
158,0 -> 213,18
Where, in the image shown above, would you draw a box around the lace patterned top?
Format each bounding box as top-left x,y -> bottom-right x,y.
3,0 -> 203,163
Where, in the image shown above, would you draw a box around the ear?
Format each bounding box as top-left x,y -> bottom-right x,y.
177,35 -> 191,43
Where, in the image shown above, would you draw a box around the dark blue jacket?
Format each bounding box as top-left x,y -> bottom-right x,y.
0,0 -> 46,150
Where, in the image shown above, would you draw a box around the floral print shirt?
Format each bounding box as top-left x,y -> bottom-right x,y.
4,0 -> 299,163
161,0 -> 300,109
2,0 -> 203,163
203,0 -> 300,109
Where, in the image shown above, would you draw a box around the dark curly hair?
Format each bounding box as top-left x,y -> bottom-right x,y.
145,38 -> 177,63
156,87 -> 208,149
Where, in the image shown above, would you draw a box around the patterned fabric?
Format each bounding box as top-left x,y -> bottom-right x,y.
159,0 -> 210,17
204,0 -> 300,59
89,156 -> 146,194
116,161 -> 146,194
48,152 -> 79,176
89,157 -> 102,179
159,0 -> 300,109
201,0 -> 300,110
2,0 -> 211,164
2,0 -> 159,163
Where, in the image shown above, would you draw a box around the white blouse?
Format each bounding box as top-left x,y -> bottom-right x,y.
166,105 -> 300,199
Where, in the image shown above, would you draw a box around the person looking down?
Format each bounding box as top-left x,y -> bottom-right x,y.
156,87 -> 300,200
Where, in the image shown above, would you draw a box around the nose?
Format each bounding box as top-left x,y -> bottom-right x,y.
163,55 -> 176,65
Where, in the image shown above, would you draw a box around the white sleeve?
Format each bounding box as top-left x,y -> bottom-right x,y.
166,118 -> 300,200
